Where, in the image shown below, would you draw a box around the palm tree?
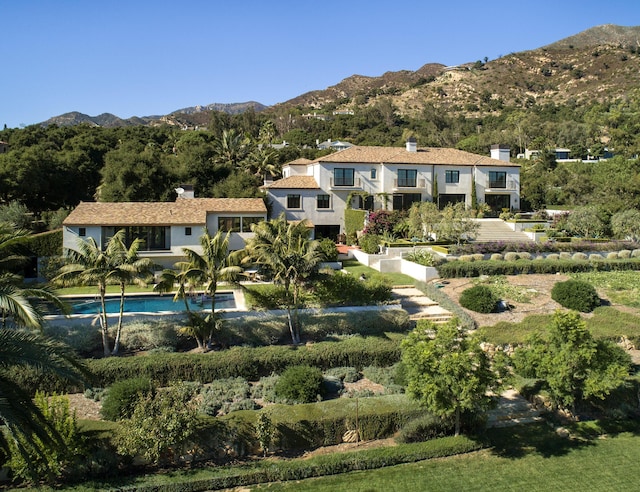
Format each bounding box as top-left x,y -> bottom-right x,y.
54,230 -> 126,356
244,215 -> 325,344
153,261 -> 198,314
0,222 -> 88,479
109,235 -> 155,355
0,223 -> 69,329
212,129 -> 252,169
157,230 -> 242,350
0,330 -> 89,481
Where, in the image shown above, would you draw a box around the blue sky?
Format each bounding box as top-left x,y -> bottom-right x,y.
2,0 -> 639,128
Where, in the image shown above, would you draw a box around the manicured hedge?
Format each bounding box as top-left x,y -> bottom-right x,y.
87,336 -> 403,388
24,229 -> 63,256
112,431 -> 482,492
437,257 -> 640,278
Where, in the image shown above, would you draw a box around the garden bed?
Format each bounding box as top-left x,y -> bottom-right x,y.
438,274 -> 569,327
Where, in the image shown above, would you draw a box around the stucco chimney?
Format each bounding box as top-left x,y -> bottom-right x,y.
406,137 -> 417,152
490,144 -> 510,162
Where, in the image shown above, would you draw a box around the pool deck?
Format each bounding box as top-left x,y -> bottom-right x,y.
45,287 -> 402,326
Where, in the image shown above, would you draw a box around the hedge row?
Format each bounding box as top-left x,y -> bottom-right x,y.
87,336 -> 403,388
437,257 -> 640,278
261,394 -> 422,449
115,435 -> 482,492
24,229 -> 63,257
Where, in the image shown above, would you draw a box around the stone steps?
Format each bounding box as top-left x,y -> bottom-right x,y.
472,219 -> 532,243
487,389 -> 543,428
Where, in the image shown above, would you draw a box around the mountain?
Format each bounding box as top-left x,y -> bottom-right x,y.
276,24 -> 640,117
42,101 -> 266,128
543,24 -> 640,50
42,24 -> 640,127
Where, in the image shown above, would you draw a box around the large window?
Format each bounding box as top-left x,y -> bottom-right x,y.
241,217 -> 263,233
397,169 -> 417,187
218,217 -> 241,232
317,194 -> 330,209
334,168 -> 354,186
489,171 -> 507,188
102,226 -> 170,251
392,193 -> 422,211
445,170 -> 460,183
287,194 -> 301,209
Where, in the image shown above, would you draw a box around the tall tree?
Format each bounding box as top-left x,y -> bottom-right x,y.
178,230 -> 243,350
513,310 -> 630,414
109,235 -> 155,355
54,230 -> 127,356
401,318 -> 502,436
244,215 -> 325,344
0,222 -> 88,481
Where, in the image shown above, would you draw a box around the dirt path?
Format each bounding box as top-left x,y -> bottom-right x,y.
438,274 -> 569,327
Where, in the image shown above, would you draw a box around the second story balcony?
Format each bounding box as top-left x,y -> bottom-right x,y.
393,178 -> 426,190
329,177 -> 363,189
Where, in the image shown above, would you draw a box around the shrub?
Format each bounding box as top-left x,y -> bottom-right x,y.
114,383 -> 198,465
559,252 -> 572,260
589,254 -> 603,261
471,254 -> 485,262
100,377 -> 155,421
459,255 -> 474,262
490,253 -> 503,261
607,252 -> 619,259
318,237 -> 338,262
618,249 -> 632,259
551,279 -> 600,312
547,253 -> 560,260
572,252 -> 588,261
459,285 -> 498,313
504,252 -> 519,261
324,366 -> 361,383
119,321 -> 179,352
632,249 -> 640,258
395,413 -> 452,443
199,378 -> 252,416
518,252 -> 532,260
405,249 -> 441,267
358,233 -> 382,254
45,324 -> 102,356
251,375 -> 279,403
6,392 -> 86,484
274,366 -> 325,403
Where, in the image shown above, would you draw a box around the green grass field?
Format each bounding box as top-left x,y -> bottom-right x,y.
341,259 -> 416,286
252,423 -> 640,491
481,306 -> 640,345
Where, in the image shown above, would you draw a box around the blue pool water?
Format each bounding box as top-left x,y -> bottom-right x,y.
69,293 -> 236,314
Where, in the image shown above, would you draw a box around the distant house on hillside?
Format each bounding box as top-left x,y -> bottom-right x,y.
317,139 -> 354,151
0,141 -> 8,153
62,193 -> 267,269
262,139 -> 520,241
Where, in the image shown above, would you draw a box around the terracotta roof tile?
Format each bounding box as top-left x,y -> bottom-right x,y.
262,176 -> 320,189
315,145 -> 520,167
63,198 -> 267,226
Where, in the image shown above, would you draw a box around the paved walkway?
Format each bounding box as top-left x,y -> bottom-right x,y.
487,389 -> 543,428
391,287 -> 453,323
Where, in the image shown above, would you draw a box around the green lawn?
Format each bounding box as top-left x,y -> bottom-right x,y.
55,284 -> 158,296
481,306 -> 640,345
571,270 -> 640,308
251,423 -> 640,491
341,259 -> 416,286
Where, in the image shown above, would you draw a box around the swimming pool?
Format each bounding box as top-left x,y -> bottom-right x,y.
69,293 -> 237,314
